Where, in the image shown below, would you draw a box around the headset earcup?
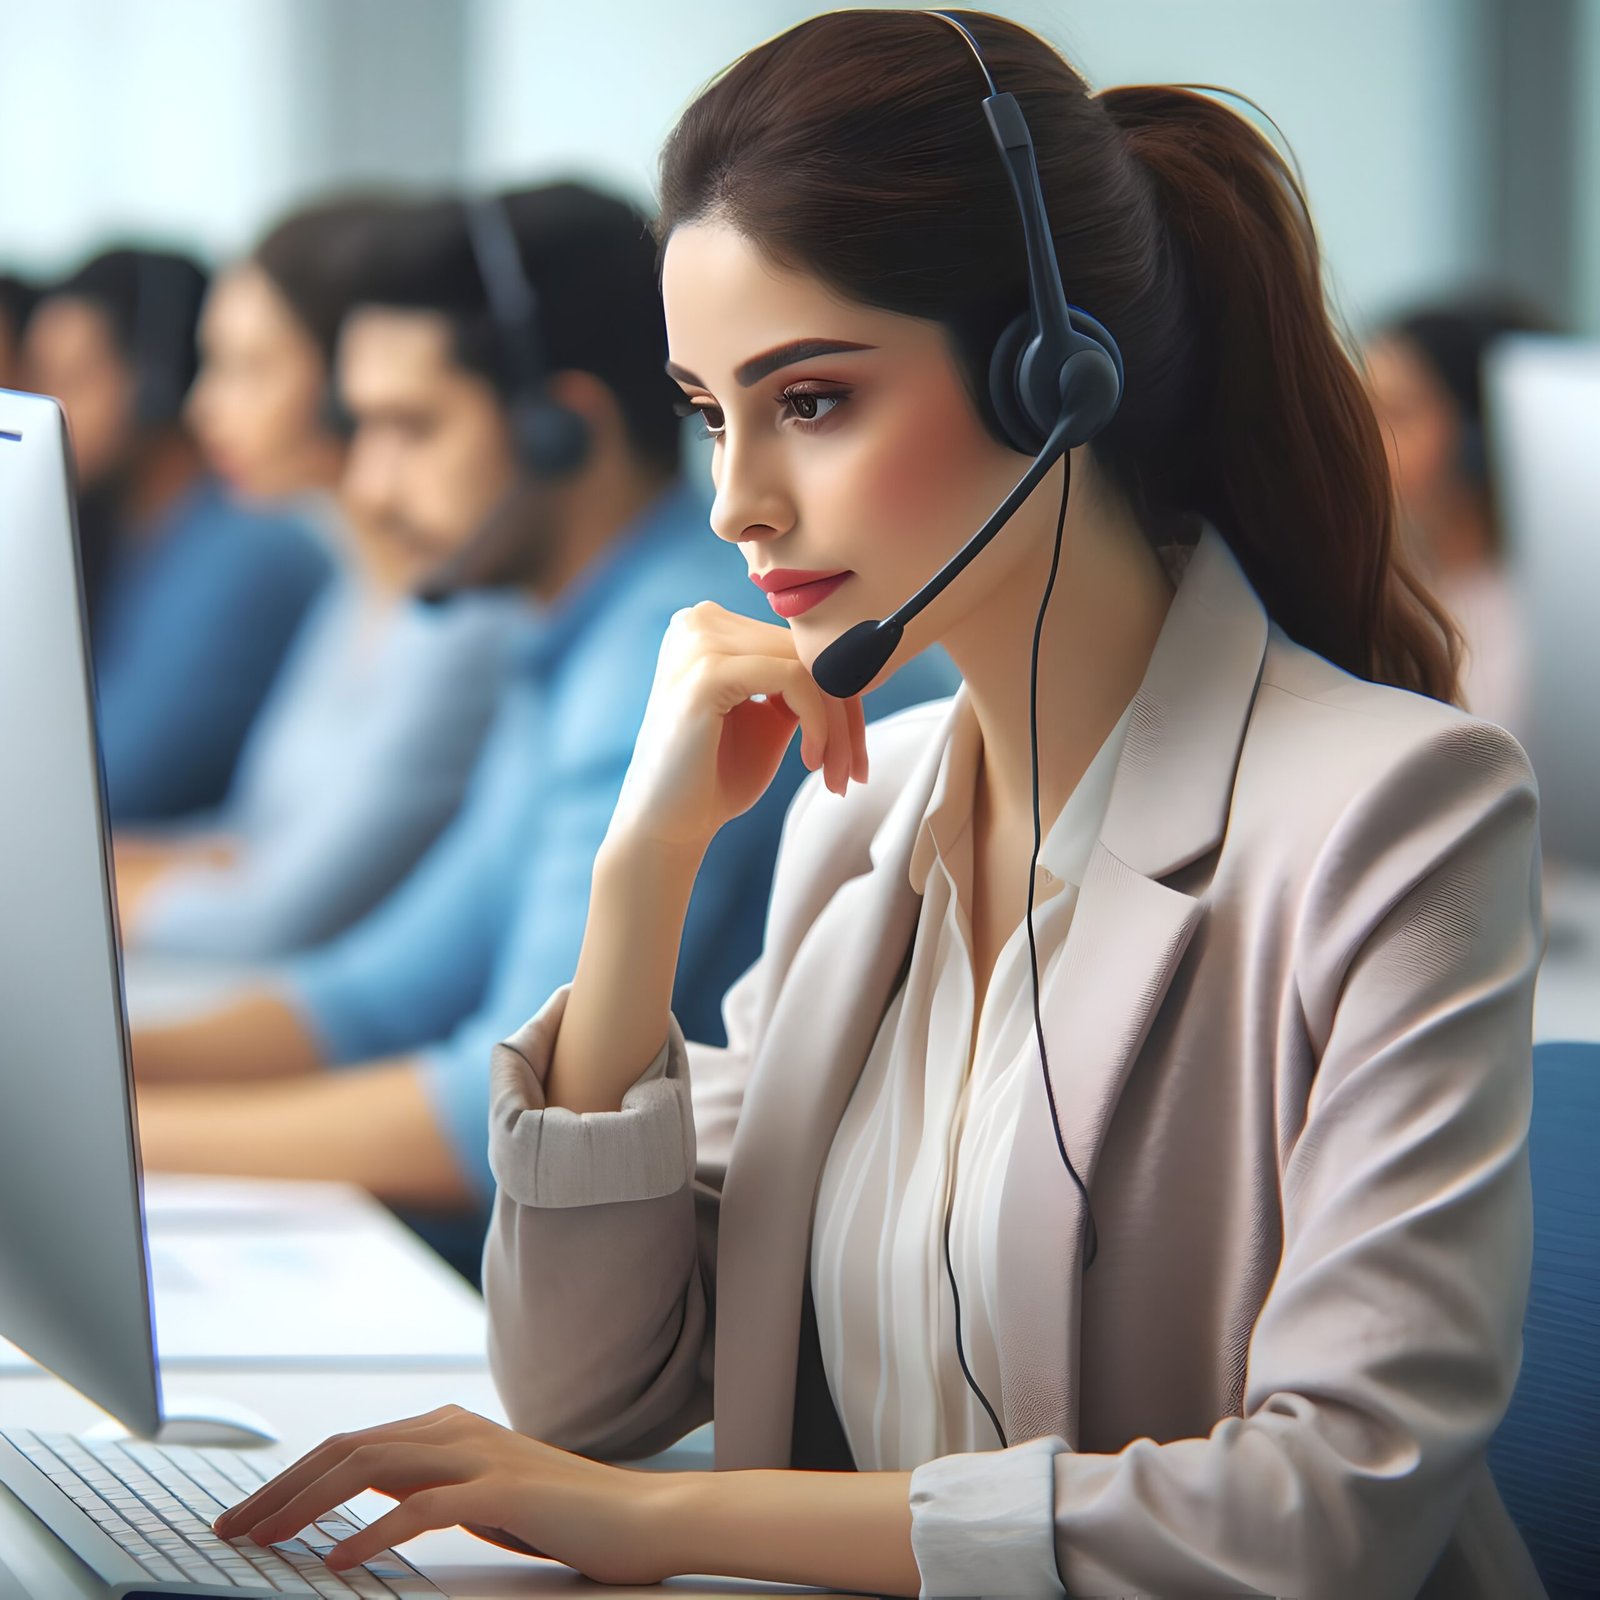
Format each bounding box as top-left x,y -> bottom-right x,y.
987,308 -> 1126,456
516,399 -> 591,478
1065,306 -> 1125,441
987,311 -> 1047,456
1056,347 -> 1122,447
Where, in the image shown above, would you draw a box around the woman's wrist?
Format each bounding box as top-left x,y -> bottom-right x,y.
595,825 -> 708,895
625,1469 -> 700,1581
618,1466 -> 922,1595
544,830 -> 706,1113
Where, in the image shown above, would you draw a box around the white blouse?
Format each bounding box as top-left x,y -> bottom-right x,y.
811,681 -> 1137,1470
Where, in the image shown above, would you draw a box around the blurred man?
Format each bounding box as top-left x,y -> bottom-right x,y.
131,185 -> 959,1273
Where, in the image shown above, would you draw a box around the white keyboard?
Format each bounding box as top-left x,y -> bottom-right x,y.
0,1429 -> 443,1597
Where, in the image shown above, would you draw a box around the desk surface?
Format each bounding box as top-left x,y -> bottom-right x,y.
0,1175 -> 834,1599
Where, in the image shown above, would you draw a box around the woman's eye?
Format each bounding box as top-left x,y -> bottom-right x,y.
673,396 -> 725,439
779,387 -> 849,430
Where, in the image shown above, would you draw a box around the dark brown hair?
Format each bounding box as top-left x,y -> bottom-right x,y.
657,8 -> 1462,704
252,195 -> 404,368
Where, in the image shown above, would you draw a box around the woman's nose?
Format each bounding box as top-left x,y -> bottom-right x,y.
707,435 -> 795,547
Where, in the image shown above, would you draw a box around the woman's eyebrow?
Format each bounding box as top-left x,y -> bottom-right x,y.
665,338 -> 877,391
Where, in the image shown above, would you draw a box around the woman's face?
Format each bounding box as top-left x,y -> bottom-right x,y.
186,262 -> 334,502
1365,334 -> 1462,521
23,296 -> 137,491
660,219 -> 1044,678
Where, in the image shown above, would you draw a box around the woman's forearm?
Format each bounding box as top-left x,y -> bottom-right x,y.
544,834 -> 707,1113
643,1466 -> 920,1596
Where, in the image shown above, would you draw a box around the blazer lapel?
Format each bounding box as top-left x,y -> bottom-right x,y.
996,524 -> 1269,1448
712,705 -> 952,1470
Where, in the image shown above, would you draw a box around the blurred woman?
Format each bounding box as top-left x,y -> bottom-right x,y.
25,246 -> 332,821
1365,298 -> 1546,737
115,198 -> 523,960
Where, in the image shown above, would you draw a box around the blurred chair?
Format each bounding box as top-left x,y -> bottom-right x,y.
1488,1039 -> 1600,1598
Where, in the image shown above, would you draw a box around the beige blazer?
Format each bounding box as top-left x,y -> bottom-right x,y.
484,525 -> 1549,1599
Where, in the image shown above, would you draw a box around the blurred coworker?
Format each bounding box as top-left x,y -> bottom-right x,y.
131,184 -> 957,1262
0,271 -> 39,388
24,248 -> 331,821
116,199 -> 522,958
1366,298 -> 1545,737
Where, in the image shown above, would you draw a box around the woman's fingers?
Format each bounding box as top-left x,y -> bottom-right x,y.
672,602 -> 867,794
213,1436 -> 354,1537
694,655 -> 832,774
324,1485 -> 472,1572
845,692 -> 869,784
237,1443 -> 459,1549
818,691 -> 855,795
213,1408 -> 461,1536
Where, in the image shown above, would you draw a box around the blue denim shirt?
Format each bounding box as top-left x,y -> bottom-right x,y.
93,476 -> 332,821
283,478 -> 959,1199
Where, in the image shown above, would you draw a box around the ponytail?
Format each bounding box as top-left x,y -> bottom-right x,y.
1096,84 -> 1463,705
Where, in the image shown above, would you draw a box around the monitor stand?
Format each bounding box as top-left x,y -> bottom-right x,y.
84,1395 -> 278,1449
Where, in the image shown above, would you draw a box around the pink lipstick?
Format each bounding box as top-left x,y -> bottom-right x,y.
750,567 -> 853,620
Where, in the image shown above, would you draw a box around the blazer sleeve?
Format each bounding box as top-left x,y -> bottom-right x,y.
481,777 -> 826,1462
908,717 -> 1547,1600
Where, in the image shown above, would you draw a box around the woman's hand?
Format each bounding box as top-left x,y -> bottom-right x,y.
608,601 -> 869,855
211,1405 -> 675,1585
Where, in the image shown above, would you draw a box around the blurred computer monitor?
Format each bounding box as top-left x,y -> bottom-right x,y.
0,388 -> 162,1437
1486,335 -> 1600,872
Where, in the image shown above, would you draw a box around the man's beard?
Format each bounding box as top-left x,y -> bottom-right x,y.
414,479 -> 560,603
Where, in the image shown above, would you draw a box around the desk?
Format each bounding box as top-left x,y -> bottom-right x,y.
0,1176 -> 832,1600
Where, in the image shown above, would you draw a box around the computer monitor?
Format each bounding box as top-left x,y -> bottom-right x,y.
1485,336 -> 1600,871
0,389 -> 267,1446
0,387 -> 161,1438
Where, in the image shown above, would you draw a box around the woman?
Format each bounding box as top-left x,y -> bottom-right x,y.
1365,299 -> 1546,741
115,198 -> 522,958
25,247 -> 332,821
215,12 -> 1545,1597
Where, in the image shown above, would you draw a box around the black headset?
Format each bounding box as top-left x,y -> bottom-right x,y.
810,10 -> 1124,702
462,194 -> 591,479
414,197 -> 594,605
813,10 -> 1125,1453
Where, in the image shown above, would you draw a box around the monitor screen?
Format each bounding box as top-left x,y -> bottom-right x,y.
0,387 -> 162,1437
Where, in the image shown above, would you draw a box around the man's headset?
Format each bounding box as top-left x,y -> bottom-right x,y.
414,196 -> 591,604
464,194 -> 591,479
813,11 -> 1127,1452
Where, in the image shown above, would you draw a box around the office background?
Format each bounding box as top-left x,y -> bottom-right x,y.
1,0 -> 1595,337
